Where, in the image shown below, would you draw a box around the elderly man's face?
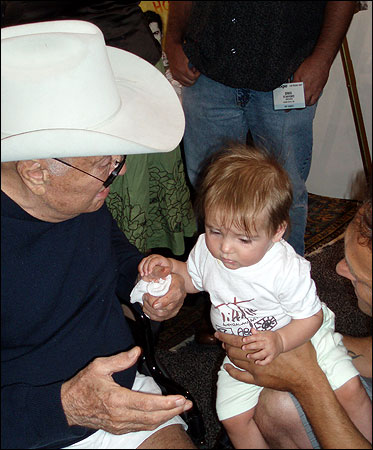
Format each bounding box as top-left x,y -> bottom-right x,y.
336,210 -> 372,317
44,155 -> 126,219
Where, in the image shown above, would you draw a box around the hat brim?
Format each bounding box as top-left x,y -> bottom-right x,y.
1,46 -> 185,161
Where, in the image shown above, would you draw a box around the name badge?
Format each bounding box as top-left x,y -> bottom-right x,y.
273,82 -> 305,110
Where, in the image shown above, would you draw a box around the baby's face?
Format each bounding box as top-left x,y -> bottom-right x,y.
204,212 -> 284,269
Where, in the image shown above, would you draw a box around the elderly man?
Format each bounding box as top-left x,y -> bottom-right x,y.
217,197 -> 372,448
1,20 -> 195,449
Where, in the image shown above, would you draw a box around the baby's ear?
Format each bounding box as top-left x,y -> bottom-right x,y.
272,222 -> 287,243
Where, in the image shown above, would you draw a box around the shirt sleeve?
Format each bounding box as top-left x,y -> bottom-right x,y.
1,382 -> 92,449
111,214 -> 144,302
186,234 -> 207,292
0,205 -> 138,448
276,255 -> 322,319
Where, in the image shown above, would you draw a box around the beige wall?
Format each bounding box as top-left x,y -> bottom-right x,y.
306,7 -> 372,199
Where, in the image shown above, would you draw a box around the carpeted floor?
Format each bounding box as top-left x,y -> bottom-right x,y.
151,194 -> 371,448
304,193 -> 359,255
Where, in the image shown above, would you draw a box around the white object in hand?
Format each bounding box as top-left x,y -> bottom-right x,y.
130,274 -> 172,306
147,274 -> 172,296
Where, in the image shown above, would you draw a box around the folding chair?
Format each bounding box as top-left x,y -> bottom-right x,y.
118,294 -> 206,447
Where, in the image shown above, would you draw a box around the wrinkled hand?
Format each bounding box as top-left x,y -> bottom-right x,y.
166,42 -> 200,87
61,347 -> 192,434
243,328 -> 284,365
143,272 -> 186,321
293,53 -> 331,106
215,332 -> 320,393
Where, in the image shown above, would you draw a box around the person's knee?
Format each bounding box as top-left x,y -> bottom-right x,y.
257,389 -> 290,417
336,376 -> 371,406
255,389 -> 312,448
222,408 -> 255,434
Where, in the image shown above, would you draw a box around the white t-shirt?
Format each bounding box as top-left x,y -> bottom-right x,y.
187,235 -> 321,336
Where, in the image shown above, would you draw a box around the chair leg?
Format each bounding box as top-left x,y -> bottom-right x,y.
213,427 -> 233,449
119,295 -> 206,446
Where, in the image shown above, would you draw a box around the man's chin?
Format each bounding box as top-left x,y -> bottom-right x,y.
357,298 -> 372,317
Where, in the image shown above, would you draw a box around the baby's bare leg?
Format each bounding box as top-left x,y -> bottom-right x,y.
137,424 -> 195,449
222,407 -> 269,449
255,389 -> 313,448
335,376 -> 372,443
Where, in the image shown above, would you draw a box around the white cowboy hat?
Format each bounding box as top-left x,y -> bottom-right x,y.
1,20 -> 185,162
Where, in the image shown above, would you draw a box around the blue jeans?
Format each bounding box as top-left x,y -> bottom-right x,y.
182,74 -> 318,256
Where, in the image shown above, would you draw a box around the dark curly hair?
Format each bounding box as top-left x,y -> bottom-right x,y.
144,9 -> 163,34
355,197 -> 372,249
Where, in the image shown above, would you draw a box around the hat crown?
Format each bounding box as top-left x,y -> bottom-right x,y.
1,20 -> 185,162
1,21 -> 120,136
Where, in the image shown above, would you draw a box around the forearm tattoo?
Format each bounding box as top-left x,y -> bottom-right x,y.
347,349 -> 363,360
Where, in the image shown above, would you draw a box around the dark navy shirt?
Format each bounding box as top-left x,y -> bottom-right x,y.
1,191 -> 143,449
183,1 -> 327,90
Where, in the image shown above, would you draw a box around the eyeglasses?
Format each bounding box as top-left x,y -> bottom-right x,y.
53,155 -> 127,188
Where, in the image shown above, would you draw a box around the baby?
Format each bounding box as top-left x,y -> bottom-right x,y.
136,144 -> 372,448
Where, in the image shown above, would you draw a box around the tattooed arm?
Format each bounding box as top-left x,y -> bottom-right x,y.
343,335 -> 372,378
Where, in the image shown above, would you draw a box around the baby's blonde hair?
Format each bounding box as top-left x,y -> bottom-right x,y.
196,143 -> 293,237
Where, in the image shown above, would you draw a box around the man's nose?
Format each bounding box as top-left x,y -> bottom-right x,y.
336,258 -> 355,281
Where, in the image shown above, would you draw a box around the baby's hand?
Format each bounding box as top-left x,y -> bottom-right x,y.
242,328 -> 284,366
138,255 -> 172,281
143,265 -> 171,283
